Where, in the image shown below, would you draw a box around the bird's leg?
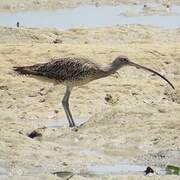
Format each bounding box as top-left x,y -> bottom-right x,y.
62,86 -> 76,127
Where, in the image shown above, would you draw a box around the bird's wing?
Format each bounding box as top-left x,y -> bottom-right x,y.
13,57 -> 99,81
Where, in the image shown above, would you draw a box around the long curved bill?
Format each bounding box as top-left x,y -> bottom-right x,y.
129,61 -> 175,89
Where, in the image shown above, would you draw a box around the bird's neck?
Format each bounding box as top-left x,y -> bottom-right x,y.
101,63 -> 120,76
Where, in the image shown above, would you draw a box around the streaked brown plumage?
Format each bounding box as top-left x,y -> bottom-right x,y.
14,56 -> 175,127
14,57 -> 107,86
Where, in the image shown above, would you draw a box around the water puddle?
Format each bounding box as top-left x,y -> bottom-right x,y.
53,163 -> 180,177
0,167 -> 8,176
45,111 -> 90,128
82,163 -> 166,176
46,116 -> 89,128
0,4 -> 180,29
52,163 -> 167,178
1,162 -> 179,178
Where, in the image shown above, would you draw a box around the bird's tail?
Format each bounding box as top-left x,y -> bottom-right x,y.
13,65 -> 41,76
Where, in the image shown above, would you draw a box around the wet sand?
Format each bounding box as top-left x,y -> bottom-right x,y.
0,24 -> 180,179
0,1 -> 180,179
1,0 -> 180,12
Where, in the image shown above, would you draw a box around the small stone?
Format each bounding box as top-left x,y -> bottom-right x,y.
54,146 -> 61,151
53,39 -> 63,44
72,127 -> 78,132
28,130 -> 42,139
28,93 -> 37,97
7,105 -> 13,109
0,86 -> 8,90
39,87 -> 45,91
144,166 -> 154,175
18,130 -> 24,135
105,94 -> 119,105
27,127 -> 46,139
62,162 -> 68,166
158,108 -> 166,113
105,94 -> 112,102
132,92 -> 139,96
54,109 -> 59,114
39,98 -> 46,103
38,91 -> 44,96
52,171 -> 73,178
164,61 -> 171,64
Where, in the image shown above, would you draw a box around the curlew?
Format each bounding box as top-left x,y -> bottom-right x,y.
13,56 -> 174,127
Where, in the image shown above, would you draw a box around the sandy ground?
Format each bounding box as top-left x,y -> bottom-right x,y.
0,0 -> 180,12
0,23 -> 180,179
0,0 -> 180,178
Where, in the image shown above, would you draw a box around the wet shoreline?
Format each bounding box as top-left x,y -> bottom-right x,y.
0,4 -> 180,30
0,1 -> 180,180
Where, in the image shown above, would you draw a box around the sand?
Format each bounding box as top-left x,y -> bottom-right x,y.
0,1 -> 180,180
0,24 -> 180,179
0,0 -> 180,12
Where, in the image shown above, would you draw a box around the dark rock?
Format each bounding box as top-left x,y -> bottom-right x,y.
53,39 -> 63,44
144,166 -> 154,175
28,130 -> 42,139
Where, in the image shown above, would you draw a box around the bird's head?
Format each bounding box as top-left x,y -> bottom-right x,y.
112,55 -> 175,89
113,55 -> 130,67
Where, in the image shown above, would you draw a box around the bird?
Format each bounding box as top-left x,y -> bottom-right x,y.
13,56 -> 175,128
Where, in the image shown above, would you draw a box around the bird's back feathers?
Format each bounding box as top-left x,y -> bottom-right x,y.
13,57 -> 103,85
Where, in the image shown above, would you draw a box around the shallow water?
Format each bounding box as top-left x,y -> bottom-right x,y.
0,162 -> 177,177
0,4 -> 180,29
83,163 -> 166,176
46,116 -> 89,128
53,162 -> 167,177
0,167 -> 8,175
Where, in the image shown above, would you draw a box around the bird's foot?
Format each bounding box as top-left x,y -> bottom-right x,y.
69,121 -> 87,131
70,126 -> 78,132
